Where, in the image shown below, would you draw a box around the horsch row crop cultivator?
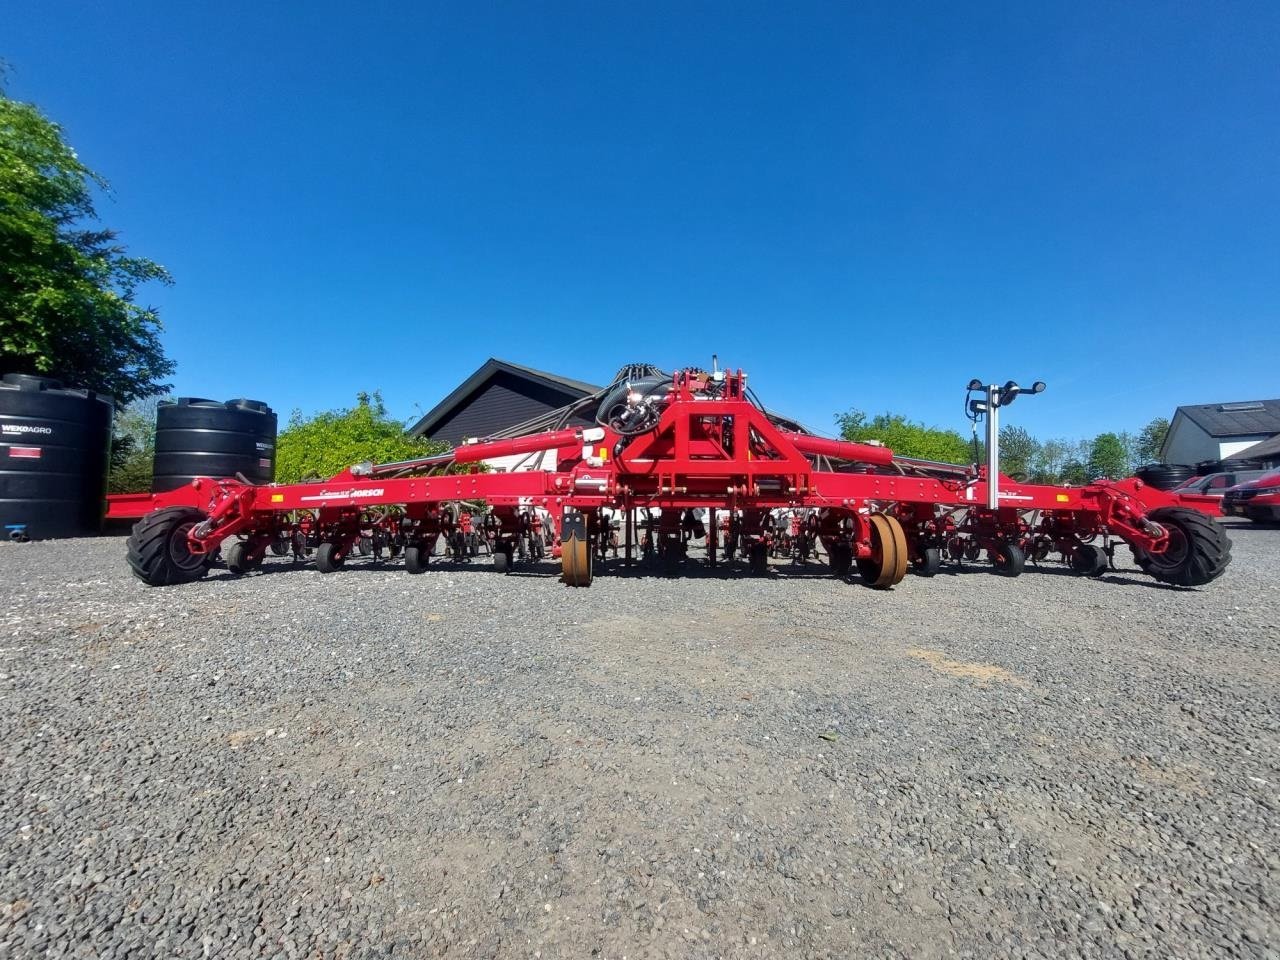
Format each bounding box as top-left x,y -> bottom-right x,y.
122,362 -> 1232,589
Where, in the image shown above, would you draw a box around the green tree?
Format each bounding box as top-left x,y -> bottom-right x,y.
107,395 -> 165,493
1060,459 -> 1089,485
1030,438 -> 1069,484
1087,432 -> 1129,480
275,392 -> 449,483
1135,417 -> 1170,464
836,409 -> 973,464
998,424 -> 1040,478
0,84 -> 173,404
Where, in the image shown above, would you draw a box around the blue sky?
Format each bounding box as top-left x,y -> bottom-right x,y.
6,1 -> 1277,441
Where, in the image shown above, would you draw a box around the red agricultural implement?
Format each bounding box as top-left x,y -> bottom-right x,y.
121,363 -> 1232,589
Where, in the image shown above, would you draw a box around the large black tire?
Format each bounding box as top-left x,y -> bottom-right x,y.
493,550 -> 509,574
226,540 -> 263,575
992,543 -> 1026,577
913,546 -> 942,577
404,544 -> 427,574
748,542 -> 768,575
126,507 -> 212,587
1134,507 -> 1232,587
315,542 -> 346,573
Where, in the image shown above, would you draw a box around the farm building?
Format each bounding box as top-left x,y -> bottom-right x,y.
1159,399 -> 1280,466
1233,434 -> 1280,470
408,358 -> 603,472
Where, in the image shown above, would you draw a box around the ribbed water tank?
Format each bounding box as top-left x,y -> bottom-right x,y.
0,374 -> 113,540
1135,463 -> 1196,490
1195,457 -> 1261,476
153,398 -> 277,492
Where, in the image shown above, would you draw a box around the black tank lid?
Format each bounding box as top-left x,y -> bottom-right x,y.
1,372 -> 113,405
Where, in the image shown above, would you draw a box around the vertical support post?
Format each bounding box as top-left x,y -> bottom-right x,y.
986,385 -> 1000,511
708,507 -> 717,568
624,502 -> 633,567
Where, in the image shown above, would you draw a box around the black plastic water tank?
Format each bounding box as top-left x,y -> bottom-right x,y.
0,373 -> 114,540
153,398 -> 277,492
1134,463 -> 1196,490
1194,457 -> 1261,477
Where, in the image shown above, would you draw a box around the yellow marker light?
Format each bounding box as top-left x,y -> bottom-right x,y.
271,493 -> 285,503
1056,494 -> 1070,502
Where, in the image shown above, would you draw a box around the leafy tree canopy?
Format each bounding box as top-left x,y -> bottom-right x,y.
1135,417 -> 1170,465
276,392 -> 449,483
0,83 -> 173,404
1087,432 -> 1130,480
998,424 -> 1040,478
107,395 -> 164,493
836,409 -> 973,465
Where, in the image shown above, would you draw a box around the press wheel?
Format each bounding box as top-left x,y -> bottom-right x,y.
857,513 -> 908,589
561,534 -> 593,587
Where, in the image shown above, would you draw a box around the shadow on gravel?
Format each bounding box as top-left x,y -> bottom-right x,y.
201,553 -> 1193,592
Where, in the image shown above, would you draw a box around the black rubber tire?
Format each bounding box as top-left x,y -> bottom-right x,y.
226,540 -> 263,575
404,545 -> 427,574
388,542 -> 402,558
126,507 -> 212,587
269,539 -> 289,557
357,536 -> 372,556
1071,543 -> 1109,577
494,550 -> 509,574
992,543 -> 1026,577
315,542 -> 345,573
1134,507 -> 1232,587
748,542 -> 768,575
913,546 -> 942,577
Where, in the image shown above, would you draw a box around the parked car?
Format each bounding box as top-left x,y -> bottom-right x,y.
1175,469 -> 1268,496
1221,469 -> 1280,523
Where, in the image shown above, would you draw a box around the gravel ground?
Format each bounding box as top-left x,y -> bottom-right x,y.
1,519 -> 1278,959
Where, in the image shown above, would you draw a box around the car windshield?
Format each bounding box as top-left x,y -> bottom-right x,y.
1220,470 -> 1271,490
1248,469 -> 1280,484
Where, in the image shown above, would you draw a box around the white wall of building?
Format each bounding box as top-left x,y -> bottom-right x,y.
481,450 -> 558,472
1219,437 -> 1272,459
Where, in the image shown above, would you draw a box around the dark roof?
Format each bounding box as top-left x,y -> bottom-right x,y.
1235,434 -> 1280,461
1174,399 -> 1280,438
495,360 -> 601,397
408,358 -> 603,438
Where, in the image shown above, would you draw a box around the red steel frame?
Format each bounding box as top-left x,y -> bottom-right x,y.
113,368 -> 1223,581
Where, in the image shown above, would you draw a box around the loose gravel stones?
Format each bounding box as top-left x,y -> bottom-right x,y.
1,521 -> 1277,958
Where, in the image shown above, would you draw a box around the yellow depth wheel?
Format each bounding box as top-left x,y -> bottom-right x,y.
561,533 -> 593,587
859,513 -> 908,589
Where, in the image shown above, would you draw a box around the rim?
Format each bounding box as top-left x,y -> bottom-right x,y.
1146,525 -> 1189,570
167,522 -> 207,573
